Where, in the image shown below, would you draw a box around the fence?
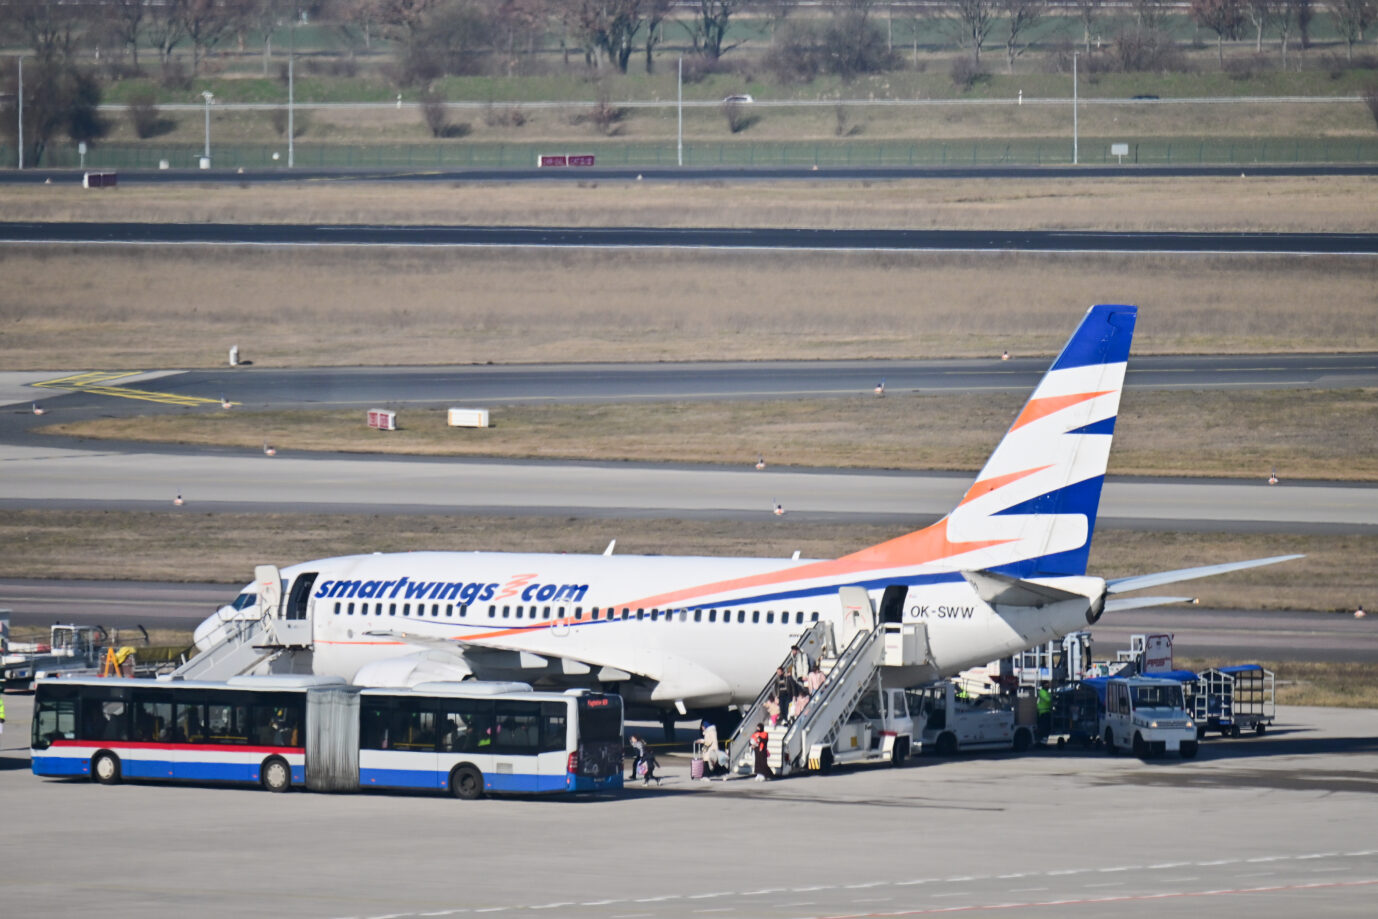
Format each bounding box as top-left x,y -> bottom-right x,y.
6,137 -> 1378,170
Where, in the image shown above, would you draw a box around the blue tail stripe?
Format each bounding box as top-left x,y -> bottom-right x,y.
1066,416 -> 1117,436
991,476 -> 1108,577
1049,305 -> 1137,371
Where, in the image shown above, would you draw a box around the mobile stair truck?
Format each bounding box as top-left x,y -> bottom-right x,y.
1086,675 -> 1199,759
725,586 -> 929,777
907,679 -> 1035,756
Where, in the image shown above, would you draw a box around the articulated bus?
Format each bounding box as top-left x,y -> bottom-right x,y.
30,676 -> 623,798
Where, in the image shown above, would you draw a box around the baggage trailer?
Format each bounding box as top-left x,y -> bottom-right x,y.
1193,665 -> 1275,737
1046,683 -> 1100,749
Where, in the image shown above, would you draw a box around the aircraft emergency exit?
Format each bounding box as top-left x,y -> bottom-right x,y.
192,305 -> 1298,718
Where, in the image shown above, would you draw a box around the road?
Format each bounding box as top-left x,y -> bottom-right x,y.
4,163 -> 1378,184
7,353 -> 1377,421
5,220 -> 1378,253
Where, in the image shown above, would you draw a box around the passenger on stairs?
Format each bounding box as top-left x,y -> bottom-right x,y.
751,723 -> 773,782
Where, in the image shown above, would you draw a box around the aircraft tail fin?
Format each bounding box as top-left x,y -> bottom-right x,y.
840,304 -> 1136,582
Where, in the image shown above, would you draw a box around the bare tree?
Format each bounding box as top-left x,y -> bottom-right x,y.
106,0 -> 147,69
1330,0 -> 1375,61
685,0 -> 749,60
1001,0 -> 1046,72
147,0 -> 191,65
576,0 -> 646,73
1275,0 -> 1297,67
643,0 -> 673,71
946,0 -> 997,64
1192,0 -> 1246,65
1296,0 -> 1314,46
1071,0 -> 1101,52
1134,0 -> 1171,28
184,0 -> 250,74
1247,0 -> 1283,50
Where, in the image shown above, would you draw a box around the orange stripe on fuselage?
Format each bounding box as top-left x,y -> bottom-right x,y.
1011,390 -> 1112,431
611,520 -> 1016,613
959,464 -> 1053,507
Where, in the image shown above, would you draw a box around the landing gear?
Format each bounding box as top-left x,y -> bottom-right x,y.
661,712 -> 677,744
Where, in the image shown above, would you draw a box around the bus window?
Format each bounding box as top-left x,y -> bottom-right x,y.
436,699 -> 495,753
361,696 -> 435,751
539,702 -> 568,753
132,696 -> 174,742
493,700 -> 541,755
31,684 -> 78,748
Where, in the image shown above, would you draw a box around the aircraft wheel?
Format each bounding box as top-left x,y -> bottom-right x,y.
92,751 -> 121,785
261,756 -> 291,793
450,764 -> 484,800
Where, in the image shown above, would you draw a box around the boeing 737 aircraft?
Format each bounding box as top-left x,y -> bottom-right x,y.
192,305 -> 1297,722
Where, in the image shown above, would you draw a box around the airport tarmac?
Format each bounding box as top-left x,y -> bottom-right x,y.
2,693 -> 1375,919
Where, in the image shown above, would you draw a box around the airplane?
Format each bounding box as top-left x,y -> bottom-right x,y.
192,304 -> 1298,728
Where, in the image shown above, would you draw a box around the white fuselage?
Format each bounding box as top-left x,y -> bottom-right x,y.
207,550 -> 1101,711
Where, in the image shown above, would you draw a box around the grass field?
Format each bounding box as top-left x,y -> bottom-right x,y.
37,388 -> 1378,482
0,509 -> 1365,613
5,176 -> 1377,231
1176,658 -> 1378,709
3,245 -> 1376,369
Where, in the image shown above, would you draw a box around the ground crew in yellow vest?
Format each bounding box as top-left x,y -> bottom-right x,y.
1036,684 -> 1052,737
0,694 -> 6,736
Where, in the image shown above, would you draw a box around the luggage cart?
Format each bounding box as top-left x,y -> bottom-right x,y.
1196,665 -> 1275,737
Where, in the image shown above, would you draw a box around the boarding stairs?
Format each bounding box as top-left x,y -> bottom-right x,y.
727,586 -> 932,777
169,565 -> 314,681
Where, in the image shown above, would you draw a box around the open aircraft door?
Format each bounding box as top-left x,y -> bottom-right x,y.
256,564 -> 314,649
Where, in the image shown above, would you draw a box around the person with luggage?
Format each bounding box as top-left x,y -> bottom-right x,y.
698,720 -> 729,778
751,722 -> 773,782
773,666 -> 801,727
629,734 -> 660,785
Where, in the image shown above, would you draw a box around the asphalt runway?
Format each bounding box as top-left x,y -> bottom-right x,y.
1,444 -> 1374,532
4,578 -> 1374,664
7,353 -> 1377,423
3,694 -> 1376,919
5,220 -> 1378,253
4,163 -> 1378,184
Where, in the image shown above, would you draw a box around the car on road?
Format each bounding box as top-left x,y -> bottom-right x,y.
722,94 -> 754,104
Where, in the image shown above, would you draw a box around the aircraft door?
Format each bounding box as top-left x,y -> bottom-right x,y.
879,585 -> 909,624
285,573 -> 317,621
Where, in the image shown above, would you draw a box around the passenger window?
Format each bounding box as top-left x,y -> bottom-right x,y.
738,611 -> 746,623
636,609 -> 644,620
488,605 -> 495,618
389,603 -> 396,616
811,612 -> 819,622
346,602 -> 354,615
752,611 -> 760,624
575,608 -> 583,621
708,609 -> 717,622
694,610 -> 702,622
503,606 -> 510,619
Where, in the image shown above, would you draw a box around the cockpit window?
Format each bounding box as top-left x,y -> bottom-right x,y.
230,592 -> 257,611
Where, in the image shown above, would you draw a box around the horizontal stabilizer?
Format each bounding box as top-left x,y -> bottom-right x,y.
962,569 -> 1088,608
1106,554 -> 1304,594
1104,596 -> 1196,613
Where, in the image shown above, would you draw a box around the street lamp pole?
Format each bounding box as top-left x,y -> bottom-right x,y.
17,57 -> 23,170
202,90 -> 214,164
677,56 -> 683,167
1072,52 -> 1079,166
288,6 -> 296,168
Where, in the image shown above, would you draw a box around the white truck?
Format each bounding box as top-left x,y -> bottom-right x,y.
908,681 -> 1035,756
1096,676 -> 1199,759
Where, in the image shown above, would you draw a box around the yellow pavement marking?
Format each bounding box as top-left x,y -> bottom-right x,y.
32,372 -> 238,407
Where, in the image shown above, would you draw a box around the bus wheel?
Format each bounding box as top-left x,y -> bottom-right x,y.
261,756 -> 292,793
92,751 -> 121,785
450,765 -> 484,800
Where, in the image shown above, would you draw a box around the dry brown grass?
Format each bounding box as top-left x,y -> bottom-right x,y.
1176,657 -> 1378,709
0,509 -> 1366,612
4,176 -> 1378,232
38,388 -> 1378,482
2,246 -> 1376,369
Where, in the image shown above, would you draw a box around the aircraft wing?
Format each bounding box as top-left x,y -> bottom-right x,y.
362,629 -> 633,682
1103,596 -> 1196,613
1106,554 -> 1303,594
